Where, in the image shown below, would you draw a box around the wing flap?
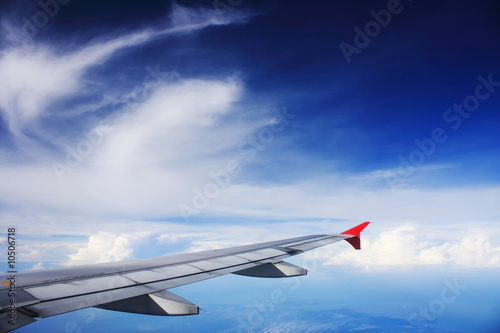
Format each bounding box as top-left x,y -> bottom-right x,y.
25,284 -> 155,318
233,261 -> 307,278
96,290 -> 199,316
149,291 -> 199,316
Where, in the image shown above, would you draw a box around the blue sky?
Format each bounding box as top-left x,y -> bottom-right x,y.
0,0 -> 499,332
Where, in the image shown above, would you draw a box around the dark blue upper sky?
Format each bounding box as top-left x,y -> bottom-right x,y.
14,0 -> 498,182
3,1 -> 499,177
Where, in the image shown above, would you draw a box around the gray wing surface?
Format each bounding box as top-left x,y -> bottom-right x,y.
0,222 -> 369,332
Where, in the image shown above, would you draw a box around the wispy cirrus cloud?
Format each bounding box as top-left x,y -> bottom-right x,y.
0,2 -> 258,219
0,2 -> 249,137
0,77 -> 247,217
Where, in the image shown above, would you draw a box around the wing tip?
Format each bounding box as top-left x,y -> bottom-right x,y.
340,221 -> 370,250
340,221 -> 370,238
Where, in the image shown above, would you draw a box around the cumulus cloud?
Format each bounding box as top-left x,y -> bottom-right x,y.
61,222 -> 274,265
30,262 -> 45,270
324,224 -> 500,269
3,217 -> 499,271
66,231 -> 149,265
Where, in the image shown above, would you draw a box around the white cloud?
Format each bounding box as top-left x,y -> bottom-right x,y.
0,1 -> 259,220
30,262 -> 45,270
210,180 -> 500,227
323,224 -> 500,269
3,215 -> 499,271
0,3 -> 247,137
65,231 -> 150,265
0,77 -> 247,218
60,222 -> 276,265
98,78 -> 242,172
168,2 -> 250,29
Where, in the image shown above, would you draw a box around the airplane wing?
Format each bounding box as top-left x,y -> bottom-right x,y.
0,222 -> 369,332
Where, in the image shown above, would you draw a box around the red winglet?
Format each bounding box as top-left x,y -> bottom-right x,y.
340,222 -> 370,250
341,221 -> 370,237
